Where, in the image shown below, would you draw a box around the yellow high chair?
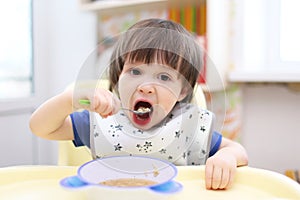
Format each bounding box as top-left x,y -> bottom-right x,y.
57,80 -> 207,166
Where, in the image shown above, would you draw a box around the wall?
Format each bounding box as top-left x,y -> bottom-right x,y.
0,0 -> 96,167
33,0 -> 97,164
229,0 -> 300,174
240,83 -> 300,174
0,113 -> 36,166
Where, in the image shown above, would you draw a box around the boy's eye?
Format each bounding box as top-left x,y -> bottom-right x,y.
130,69 -> 141,76
158,74 -> 171,81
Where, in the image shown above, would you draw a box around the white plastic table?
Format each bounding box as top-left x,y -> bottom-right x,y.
0,165 -> 299,199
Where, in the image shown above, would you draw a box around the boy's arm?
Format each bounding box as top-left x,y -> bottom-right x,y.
29,87 -> 121,141
29,90 -> 75,140
217,137 -> 248,166
205,137 -> 248,190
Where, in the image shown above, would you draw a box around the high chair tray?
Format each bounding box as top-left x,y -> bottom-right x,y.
0,165 -> 299,199
174,165 -> 300,199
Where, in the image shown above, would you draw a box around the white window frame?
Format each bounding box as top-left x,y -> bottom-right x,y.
229,0 -> 300,82
0,1 -> 48,114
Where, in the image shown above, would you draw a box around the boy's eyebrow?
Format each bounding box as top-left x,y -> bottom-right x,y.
153,64 -> 184,79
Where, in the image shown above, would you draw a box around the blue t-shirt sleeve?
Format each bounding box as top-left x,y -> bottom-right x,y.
70,110 -> 91,148
209,131 -> 222,157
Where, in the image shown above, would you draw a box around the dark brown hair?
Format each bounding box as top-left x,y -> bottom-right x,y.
109,18 -> 203,102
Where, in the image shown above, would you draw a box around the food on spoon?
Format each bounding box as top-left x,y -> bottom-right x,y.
137,107 -> 151,113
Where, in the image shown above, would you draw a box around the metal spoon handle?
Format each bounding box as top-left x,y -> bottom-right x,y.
78,99 -> 151,115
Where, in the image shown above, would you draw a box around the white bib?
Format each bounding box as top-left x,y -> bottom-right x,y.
90,104 -> 214,165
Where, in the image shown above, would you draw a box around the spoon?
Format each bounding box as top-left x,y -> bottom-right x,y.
78,99 -> 152,115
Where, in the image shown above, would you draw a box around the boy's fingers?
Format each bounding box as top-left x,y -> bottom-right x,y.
219,168 -> 230,189
211,166 -> 222,190
205,163 -> 213,189
112,95 -> 121,114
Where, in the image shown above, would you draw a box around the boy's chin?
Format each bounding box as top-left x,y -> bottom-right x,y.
131,118 -> 154,131
131,115 -> 167,131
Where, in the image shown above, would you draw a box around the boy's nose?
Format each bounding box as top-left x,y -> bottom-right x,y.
137,84 -> 155,94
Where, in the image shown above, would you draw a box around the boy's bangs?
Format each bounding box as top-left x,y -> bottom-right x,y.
125,49 -> 183,71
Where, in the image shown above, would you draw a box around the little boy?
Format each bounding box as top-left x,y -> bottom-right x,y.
30,18 -> 248,190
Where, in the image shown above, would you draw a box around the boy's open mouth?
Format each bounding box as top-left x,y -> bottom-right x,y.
133,101 -> 153,122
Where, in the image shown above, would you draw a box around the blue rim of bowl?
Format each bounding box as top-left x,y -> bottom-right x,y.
77,155 -> 178,189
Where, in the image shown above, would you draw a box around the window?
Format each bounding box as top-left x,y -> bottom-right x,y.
280,0 -> 300,62
229,0 -> 300,82
0,0 -> 33,99
268,0 -> 300,69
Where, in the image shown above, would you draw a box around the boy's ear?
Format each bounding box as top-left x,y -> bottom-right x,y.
178,86 -> 190,102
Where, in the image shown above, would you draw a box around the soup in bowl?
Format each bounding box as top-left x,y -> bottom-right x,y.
60,155 -> 182,199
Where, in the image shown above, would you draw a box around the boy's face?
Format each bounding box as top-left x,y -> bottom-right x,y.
118,62 -> 188,130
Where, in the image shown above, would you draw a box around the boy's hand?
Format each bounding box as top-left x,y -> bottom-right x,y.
204,150 -> 237,190
79,88 -> 121,118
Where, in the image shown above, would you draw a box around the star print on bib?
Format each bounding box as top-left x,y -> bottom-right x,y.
90,103 -> 214,165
